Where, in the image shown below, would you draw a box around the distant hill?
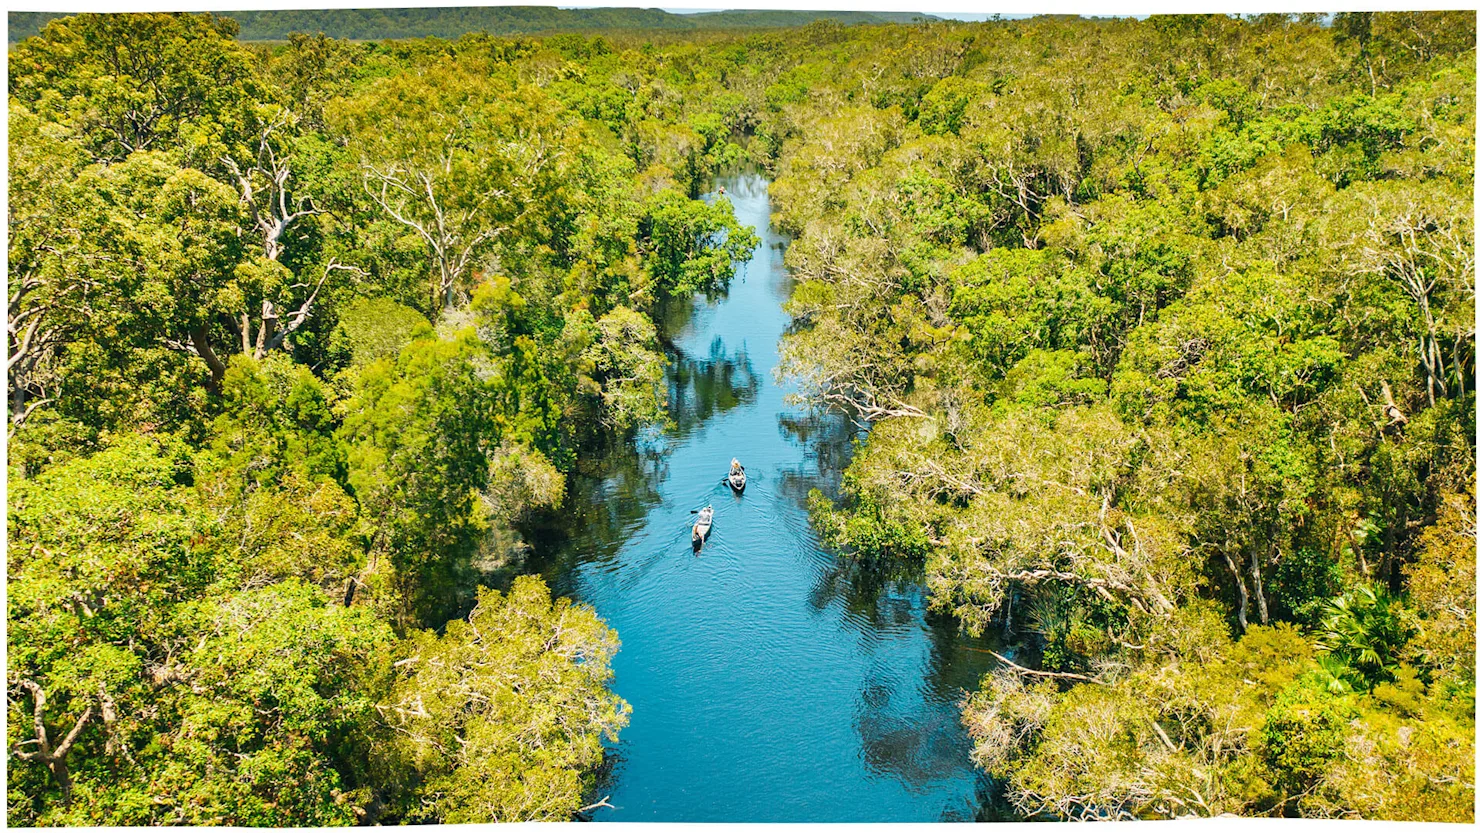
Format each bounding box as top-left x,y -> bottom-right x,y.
8,7 -> 939,43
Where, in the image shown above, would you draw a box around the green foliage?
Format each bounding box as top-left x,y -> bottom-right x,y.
383,578 -> 629,822
207,354 -> 344,485
329,298 -> 432,369
7,9 -> 1475,825
918,77 -> 980,136
640,191 -> 760,302
1401,486 -> 1476,692
338,332 -> 496,624
1257,673 -> 1357,800
7,434 -> 627,824
761,10 -> 1474,822
1002,350 -> 1107,409
1315,585 -> 1414,687
809,489 -> 931,563
140,582 -> 397,825
966,617 -> 1473,821
576,307 -> 669,432
964,623 -> 1318,819
191,357 -> 364,594
9,435 -> 208,678
9,13 -> 257,166
7,13 -> 792,822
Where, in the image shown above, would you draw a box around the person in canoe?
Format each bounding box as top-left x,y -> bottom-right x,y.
692,505 -> 714,550
727,458 -> 747,493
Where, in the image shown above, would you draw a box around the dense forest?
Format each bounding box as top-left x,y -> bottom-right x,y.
766,12 -> 1476,821
6,8 -> 938,43
7,12 -> 756,823
7,9 -> 1476,825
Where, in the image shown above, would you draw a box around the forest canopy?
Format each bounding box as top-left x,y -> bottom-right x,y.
7,9 -> 1476,825
6,7 -> 939,43
766,10 -> 1475,821
6,11 -> 756,823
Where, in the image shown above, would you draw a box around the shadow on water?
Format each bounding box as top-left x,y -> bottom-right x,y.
774,409 -> 858,504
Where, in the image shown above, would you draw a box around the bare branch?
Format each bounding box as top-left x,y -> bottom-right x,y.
988,650 -> 1099,683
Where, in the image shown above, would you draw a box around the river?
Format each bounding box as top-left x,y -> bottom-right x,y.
529,172 -> 1001,822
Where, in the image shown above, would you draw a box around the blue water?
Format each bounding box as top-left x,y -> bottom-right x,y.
531,173 -> 998,822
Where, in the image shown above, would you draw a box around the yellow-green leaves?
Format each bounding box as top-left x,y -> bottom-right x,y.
386,577 -> 629,822
10,13 -> 258,167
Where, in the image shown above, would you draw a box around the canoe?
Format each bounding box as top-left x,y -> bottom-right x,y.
692,506 -> 714,549
727,468 -> 747,492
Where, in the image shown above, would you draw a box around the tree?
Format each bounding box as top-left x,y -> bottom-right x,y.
638,191 -> 759,305
139,582 -> 397,825
337,330 -> 497,625
572,306 -> 669,431
7,103 -> 92,425
84,152 -> 245,392
1314,585 -> 1414,686
964,623 -> 1318,819
196,355 -> 362,594
218,106 -> 362,362
9,13 -> 258,168
1332,181 -> 1474,407
765,14 -> 1474,823
330,65 -> 571,312
8,436 -> 215,818
1400,483 -> 1476,691
383,578 -> 629,822
328,297 -> 433,369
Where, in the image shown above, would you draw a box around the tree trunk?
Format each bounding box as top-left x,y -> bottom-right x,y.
1222,551 -> 1249,632
254,300 -> 277,360
1250,551 -> 1269,625
12,679 -> 93,806
189,326 -> 226,394
49,756 -> 75,805
11,380 -> 28,428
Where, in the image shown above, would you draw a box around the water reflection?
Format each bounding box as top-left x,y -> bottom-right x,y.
856,670 -> 970,789
667,336 -> 762,439
529,328 -> 765,590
